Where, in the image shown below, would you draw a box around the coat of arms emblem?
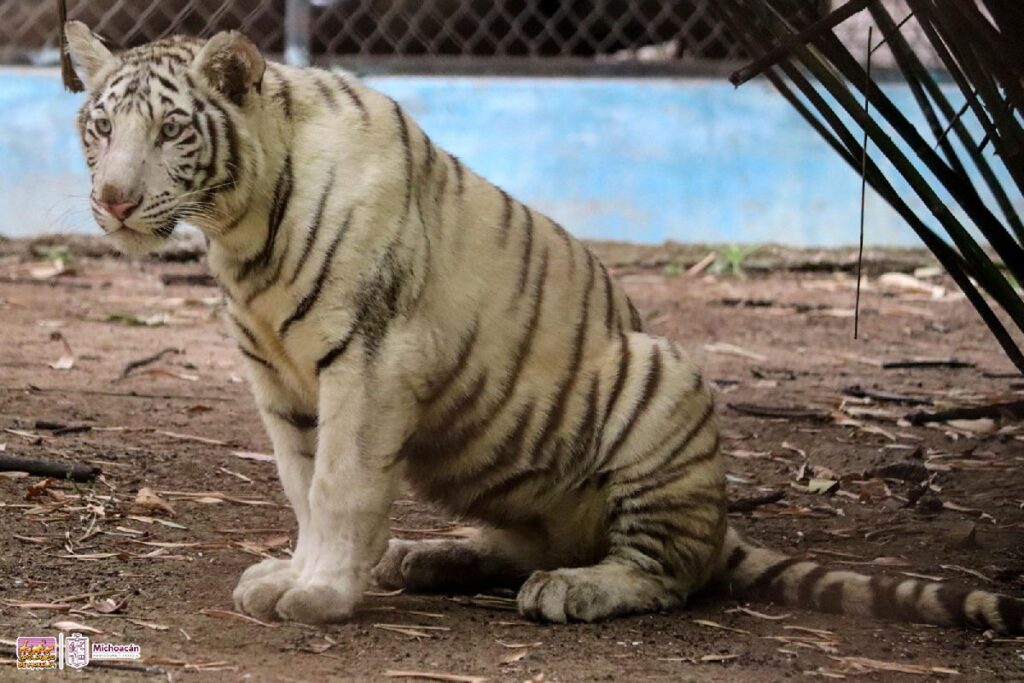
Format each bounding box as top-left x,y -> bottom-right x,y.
64,632 -> 90,670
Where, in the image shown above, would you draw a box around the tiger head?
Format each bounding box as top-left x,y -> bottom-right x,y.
65,22 -> 266,255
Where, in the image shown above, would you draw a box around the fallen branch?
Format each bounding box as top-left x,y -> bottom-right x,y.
906,400 -> 1024,425
121,347 -> 181,379
160,272 -> 217,287
0,453 -> 99,481
842,385 -> 932,406
1,385 -> 233,402
727,402 -> 831,421
882,359 -> 975,369
729,0 -> 874,86
728,490 -> 785,512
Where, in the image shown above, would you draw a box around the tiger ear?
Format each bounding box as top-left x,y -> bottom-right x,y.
64,21 -> 114,91
193,31 -> 266,107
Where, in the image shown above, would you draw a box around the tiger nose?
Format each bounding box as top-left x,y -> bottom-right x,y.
96,199 -> 139,221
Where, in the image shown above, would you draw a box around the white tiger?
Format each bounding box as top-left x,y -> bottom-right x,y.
65,21 -> 1024,632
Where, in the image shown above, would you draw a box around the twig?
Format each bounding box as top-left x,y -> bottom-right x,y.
729,0 -> 874,86
120,347 -> 181,379
0,453 -> 100,481
727,402 -> 832,421
842,385 -> 932,405
86,660 -> 167,676
160,273 -> 218,287
906,400 -> 1024,425
728,490 -> 785,512
882,359 -> 975,369
1,385 -> 233,402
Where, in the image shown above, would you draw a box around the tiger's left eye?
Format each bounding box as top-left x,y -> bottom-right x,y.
160,121 -> 182,140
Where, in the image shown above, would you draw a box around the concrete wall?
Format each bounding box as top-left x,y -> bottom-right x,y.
0,68 -> 1015,246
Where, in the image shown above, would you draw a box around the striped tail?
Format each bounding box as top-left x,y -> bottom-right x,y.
715,527 -> 1024,634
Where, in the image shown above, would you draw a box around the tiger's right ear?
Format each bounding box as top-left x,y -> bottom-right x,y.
64,21 -> 114,92
193,31 -> 266,107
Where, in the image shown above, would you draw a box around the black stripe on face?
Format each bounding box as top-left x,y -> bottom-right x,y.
515,209 -> 535,298
238,156 -> 293,280
280,209 -> 354,337
156,74 -> 179,93
206,98 -> 241,190
287,168 -> 336,286
392,100 -> 413,217
331,73 -> 369,125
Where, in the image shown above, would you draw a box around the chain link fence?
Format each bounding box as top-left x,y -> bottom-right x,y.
1,0 -> 755,73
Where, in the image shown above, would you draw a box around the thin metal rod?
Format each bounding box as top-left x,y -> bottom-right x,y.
284,0 -> 311,67
854,26 -> 874,340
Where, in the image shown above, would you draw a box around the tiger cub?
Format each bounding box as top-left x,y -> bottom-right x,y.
66,21 -> 1024,632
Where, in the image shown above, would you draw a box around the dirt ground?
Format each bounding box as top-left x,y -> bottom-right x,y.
1,239 -> 1023,682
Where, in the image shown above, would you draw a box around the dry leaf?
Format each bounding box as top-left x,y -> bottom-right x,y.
92,598 -> 125,614
133,487 -> 175,517
51,620 -> 103,634
500,650 -> 530,665
232,450 -> 275,463
945,418 -> 997,434
128,619 -> 169,631
704,342 -> 767,362
808,478 -> 839,495
48,332 -> 75,371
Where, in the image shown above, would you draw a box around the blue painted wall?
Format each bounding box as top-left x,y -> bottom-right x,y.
0,68 -> 1016,246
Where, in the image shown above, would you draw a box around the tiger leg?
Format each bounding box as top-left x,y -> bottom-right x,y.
265,367 -> 413,624
373,526 -> 553,593
518,335 -> 726,623
232,375 -> 318,620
